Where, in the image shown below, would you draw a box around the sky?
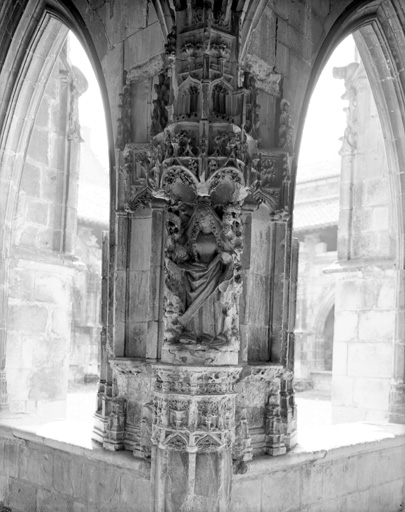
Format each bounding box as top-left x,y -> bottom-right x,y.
68,32 -> 109,165
298,35 -> 357,166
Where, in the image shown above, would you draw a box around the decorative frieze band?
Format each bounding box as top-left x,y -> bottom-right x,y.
151,365 -> 242,453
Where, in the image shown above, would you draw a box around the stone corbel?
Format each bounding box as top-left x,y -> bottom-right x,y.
244,54 -> 282,97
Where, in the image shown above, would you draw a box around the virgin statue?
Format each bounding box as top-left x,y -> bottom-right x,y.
164,199 -> 242,346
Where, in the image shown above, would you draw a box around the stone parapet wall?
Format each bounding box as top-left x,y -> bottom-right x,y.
0,425 -> 152,512
0,421 -> 403,511
232,422 -> 405,512
6,253 -> 76,415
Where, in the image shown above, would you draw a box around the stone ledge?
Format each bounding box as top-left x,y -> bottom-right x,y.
0,418 -> 150,478
324,258 -> 395,273
234,421 -> 405,478
2,417 -> 403,481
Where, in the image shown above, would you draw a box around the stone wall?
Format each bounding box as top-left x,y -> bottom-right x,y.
0,427 -> 151,512
295,237 -> 336,387
232,423 -> 405,512
69,223 -> 103,384
293,156 -> 340,390
0,422 -> 403,512
5,46 -> 86,415
331,60 -> 396,423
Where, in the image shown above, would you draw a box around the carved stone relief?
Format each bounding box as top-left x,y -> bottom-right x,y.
102,1 -> 297,475
151,365 -> 241,454
116,74 -> 132,151
235,365 -> 296,457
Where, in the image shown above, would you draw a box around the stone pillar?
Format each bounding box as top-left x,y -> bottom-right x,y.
94,2 -> 298,509
93,231 -> 111,442
151,365 -> 240,512
389,269 -> 405,423
0,329 -> 7,409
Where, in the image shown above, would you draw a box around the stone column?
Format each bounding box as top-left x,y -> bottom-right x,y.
93,231 -> 111,442
389,269 -> 405,423
151,366 -> 241,512
94,2 -> 298,509
0,329 -> 8,409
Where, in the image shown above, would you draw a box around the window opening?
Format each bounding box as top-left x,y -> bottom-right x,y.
294,32 -> 395,429
3,27 -> 109,424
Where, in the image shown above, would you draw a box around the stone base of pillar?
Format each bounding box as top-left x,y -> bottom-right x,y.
236,365 -> 297,457
151,364 -> 241,512
92,412 -> 107,444
153,445 -> 232,512
92,379 -> 112,444
389,381 -> 405,424
102,397 -> 126,451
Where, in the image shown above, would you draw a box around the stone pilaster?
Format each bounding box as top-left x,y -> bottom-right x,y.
0,328 -> 7,409
93,232 -> 111,443
389,272 -> 405,424
389,382 -> 405,423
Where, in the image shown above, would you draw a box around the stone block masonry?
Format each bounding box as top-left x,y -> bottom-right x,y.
0,421 -> 404,511
232,422 -> 405,512
0,425 -> 152,512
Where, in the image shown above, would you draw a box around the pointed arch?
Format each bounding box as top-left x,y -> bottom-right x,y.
0,1 -> 114,410
294,0 -> 405,423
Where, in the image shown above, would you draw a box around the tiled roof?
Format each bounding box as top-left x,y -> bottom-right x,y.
293,156 -> 341,231
293,196 -> 339,232
296,156 -> 341,183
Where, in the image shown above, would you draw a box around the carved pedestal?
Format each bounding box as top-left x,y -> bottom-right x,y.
235,365 -> 296,459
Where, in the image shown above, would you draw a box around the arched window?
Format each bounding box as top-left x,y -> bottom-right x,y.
0,20 -> 109,421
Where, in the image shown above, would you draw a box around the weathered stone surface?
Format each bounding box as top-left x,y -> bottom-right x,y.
8,477 -> 37,512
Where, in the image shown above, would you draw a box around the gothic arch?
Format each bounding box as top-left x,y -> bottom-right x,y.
0,1 -> 113,409
210,78 -> 233,118
313,290 -> 335,372
294,0 -> 405,422
313,288 -> 335,340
